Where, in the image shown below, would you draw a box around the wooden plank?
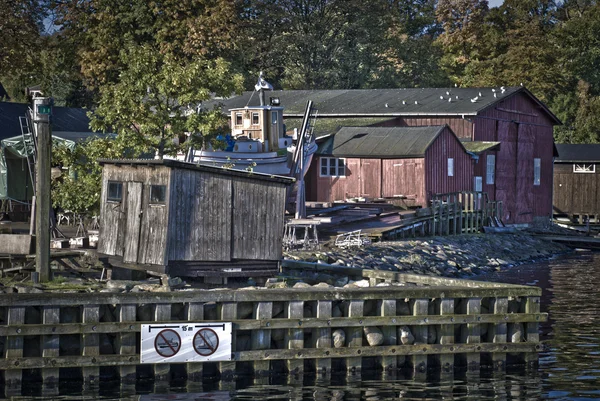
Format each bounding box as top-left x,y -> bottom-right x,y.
286,301 -> 304,374
119,304 -> 137,382
251,301 -> 273,375
380,299 -> 398,371
82,305 -> 100,382
154,304 -> 172,380
219,302 -> 237,380
411,299 -> 428,373
42,306 -> 60,384
123,182 -> 143,263
437,299 -> 454,373
489,297 -> 508,370
346,300 -> 364,374
315,300 -> 332,375
186,302 -> 204,381
464,298 -> 481,370
5,306 -> 25,387
524,296 -> 540,367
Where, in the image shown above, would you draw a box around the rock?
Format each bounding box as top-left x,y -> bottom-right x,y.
364,326 -> 384,346
332,304 -> 343,317
15,285 -> 43,294
293,282 -> 311,288
334,276 -> 349,287
509,323 -> 523,343
399,326 -> 415,345
271,329 -> 285,341
313,282 -> 333,288
352,279 -> 370,288
106,280 -> 135,291
333,329 -> 346,348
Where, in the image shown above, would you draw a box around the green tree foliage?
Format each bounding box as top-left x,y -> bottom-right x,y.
89,45 -> 243,159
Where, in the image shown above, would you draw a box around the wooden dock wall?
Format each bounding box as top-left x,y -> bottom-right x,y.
0,268 -> 545,389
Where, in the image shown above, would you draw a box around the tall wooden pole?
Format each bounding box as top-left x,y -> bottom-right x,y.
33,97 -> 52,283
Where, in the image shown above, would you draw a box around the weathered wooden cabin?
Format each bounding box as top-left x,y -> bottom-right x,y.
97,159 -> 294,278
553,144 -> 600,223
309,126 -> 473,207
213,87 -> 561,225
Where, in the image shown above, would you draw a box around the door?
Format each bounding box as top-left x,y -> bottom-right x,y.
123,182 -> 143,263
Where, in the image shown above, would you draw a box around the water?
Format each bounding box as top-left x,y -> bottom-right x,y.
8,252 -> 600,400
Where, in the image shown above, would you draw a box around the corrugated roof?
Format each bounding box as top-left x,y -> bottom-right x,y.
206,87 -> 561,124
0,102 -> 94,140
555,144 -> 600,162
285,117 -> 393,136
317,126 -> 447,158
97,158 -> 295,184
461,141 -> 501,154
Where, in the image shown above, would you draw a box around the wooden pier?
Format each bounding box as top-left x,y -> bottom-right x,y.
0,261 -> 545,392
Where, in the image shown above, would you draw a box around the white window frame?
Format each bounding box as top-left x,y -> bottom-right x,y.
486,154 -> 496,184
319,157 -> 346,177
251,112 -> 260,126
448,158 -> 454,177
573,163 -> 596,173
534,158 -> 541,186
235,112 -> 242,126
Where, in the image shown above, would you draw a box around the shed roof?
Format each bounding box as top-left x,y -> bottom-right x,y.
461,141 -> 501,154
555,144 -> 600,162
317,126 -> 456,158
98,158 -> 295,184
0,102 -> 93,140
208,87 -> 561,124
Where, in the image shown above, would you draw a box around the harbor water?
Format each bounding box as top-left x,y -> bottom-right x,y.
9,251 -> 600,400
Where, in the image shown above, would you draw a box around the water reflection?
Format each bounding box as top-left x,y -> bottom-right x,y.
4,252 -> 600,400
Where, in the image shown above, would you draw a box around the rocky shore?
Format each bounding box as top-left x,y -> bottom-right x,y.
284,232 -> 572,278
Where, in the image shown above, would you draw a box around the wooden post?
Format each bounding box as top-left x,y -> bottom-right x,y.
524,296 -> 540,367
5,306 -> 25,388
154,304 -> 172,381
82,305 -> 100,382
42,306 -> 60,386
410,299 -> 428,374
437,299 -> 455,373
381,299 -> 398,372
489,297 -> 508,370
186,302 -> 204,381
315,300 -> 332,375
252,301 -> 273,375
34,97 -> 52,283
346,300 -> 364,374
464,298 -> 481,371
286,301 -> 304,374
119,304 -> 137,383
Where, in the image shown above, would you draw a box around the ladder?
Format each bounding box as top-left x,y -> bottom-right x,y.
19,110 -> 37,197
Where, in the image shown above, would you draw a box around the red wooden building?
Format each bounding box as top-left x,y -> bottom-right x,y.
213,86 -> 561,225
309,126 -> 473,207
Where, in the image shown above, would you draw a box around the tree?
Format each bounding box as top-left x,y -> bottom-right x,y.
89,45 -> 243,159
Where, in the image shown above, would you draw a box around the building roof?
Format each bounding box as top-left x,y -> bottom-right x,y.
555,144 -> 600,162
0,102 -> 93,140
98,158 -> 295,184
317,126 -> 459,158
461,141 -> 501,154
208,87 -> 561,124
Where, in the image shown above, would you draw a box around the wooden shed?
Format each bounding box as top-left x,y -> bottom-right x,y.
553,144 -> 600,223
214,87 -> 561,225
97,159 -> 294,278
308,126 -> 473,207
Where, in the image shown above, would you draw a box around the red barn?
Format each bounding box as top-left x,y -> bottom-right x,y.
212,86 -> 560,225
310,126 -> 473,207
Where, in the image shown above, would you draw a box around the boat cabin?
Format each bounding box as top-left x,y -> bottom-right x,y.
97,159 -> 294,280
229,103 -> 292,153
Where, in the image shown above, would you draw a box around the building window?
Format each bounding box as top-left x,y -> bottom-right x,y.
251,112 -> 260,126
448,158 -> 454,177
486,154 -> 495,184
107,181 -> 122,202
320,157 -> 346,177
235,112 -> 242,126
474,176 -> 482,192
534,158 -> 541,186
150,185 -> 167,204
271,111 -> 278,125
573,163 -> 596,173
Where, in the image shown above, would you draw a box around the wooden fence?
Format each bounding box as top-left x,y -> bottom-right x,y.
0,263 -> 545,391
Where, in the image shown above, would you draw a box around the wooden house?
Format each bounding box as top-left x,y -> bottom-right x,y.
97,159 -> 294,279
213,87 -> 561,225
553,144 -> 600,223
308,126 -> 473,207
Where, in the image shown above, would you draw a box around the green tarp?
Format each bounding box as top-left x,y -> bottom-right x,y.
0,133 -> 76,202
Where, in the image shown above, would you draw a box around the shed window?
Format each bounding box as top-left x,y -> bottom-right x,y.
486,155 -> 495,184
252,112 -> 260,126
235,112 -> 242,126
320,157 -> 346,177
150,185 -> 167,204
474,176 -> 483,192
448,158 -> 454,177
534,158 -> 541,186
573,163 -> 595,173
107,181 -> 122,202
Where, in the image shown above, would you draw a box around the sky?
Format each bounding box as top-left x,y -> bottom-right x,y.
489,0 -> 504,7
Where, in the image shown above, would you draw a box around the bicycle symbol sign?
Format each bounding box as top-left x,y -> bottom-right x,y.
154,329 -> 181,358
193,328 -> 219,356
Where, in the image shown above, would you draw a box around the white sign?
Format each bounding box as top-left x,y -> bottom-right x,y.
141,323 -> 232,364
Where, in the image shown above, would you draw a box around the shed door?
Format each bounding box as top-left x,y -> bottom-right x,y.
123,182 -> 143,263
